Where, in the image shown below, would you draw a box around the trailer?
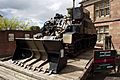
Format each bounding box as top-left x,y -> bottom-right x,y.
0,49 -> 94,80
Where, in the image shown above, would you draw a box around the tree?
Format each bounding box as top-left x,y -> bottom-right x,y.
29,26 -> 41,32
0,17 -> 30,30
67,8 -> 73,19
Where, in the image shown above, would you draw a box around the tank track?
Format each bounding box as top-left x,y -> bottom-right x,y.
65,34 -> 97,57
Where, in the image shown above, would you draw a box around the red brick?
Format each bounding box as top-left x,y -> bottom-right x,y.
0,30 -> 38,58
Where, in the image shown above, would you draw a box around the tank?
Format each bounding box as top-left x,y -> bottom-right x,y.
38,5 -> 97,57
12,5 -> 97,74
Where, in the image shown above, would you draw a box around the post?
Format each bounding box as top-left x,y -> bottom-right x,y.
103,35 -> 112,50
73,0 -> 75,8
72,0 -> 75,20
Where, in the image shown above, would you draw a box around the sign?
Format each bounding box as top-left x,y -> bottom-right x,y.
93,50 -> 117,72
94,50 -> 116,59
8,33 -> 14,41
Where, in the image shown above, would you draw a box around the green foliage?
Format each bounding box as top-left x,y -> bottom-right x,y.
0,17 -> 30,30
29,26 -> 41,31
67,8 -> 73,18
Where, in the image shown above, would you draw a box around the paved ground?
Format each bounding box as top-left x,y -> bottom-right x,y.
0,48 -> 120,80
86,70 -> 120,80
0,68 -> 120,80
0,76 -> 5,80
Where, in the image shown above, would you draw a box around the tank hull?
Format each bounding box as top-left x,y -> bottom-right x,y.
63,32 -> 97,57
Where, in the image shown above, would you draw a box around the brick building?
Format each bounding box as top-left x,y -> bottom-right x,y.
0,30 -> 38,58
80,0 -> 120,53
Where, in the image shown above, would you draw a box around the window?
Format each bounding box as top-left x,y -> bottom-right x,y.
8,33 -> 14,41
96,26 -> 109,41
95,0 -> 110,18
99,27 -> 104,33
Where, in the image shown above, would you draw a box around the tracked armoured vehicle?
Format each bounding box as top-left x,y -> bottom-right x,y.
12,5 -> 97,74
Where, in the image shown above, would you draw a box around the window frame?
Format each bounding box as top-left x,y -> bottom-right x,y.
95,0 -> 110,19
96,26 -> 109,42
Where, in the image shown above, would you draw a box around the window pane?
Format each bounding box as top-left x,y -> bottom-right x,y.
106,8 -> 110,15
101,35 -> 104,41
99,34 -> 104,41
100,9 -> 104,16
97,34 -> 99,41
106,0 -> 110,7
95,2 -> 99,10
101,0 -> 104,9
95,10 -> 99,17
104,26 -> 109,33
99,27 -> 104,33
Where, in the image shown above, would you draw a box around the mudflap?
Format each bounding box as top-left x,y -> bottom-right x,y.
12,38 -> 67,74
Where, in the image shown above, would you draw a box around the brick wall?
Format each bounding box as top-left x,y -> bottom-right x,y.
85,4 -> 94,21
110,21 -> 120,54
95,21 -> 120,53
111,0 -> 120,19
0,30 -> 38,58
82,0 -> 120,53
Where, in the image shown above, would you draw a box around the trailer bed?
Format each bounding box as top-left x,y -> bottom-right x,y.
0,49 -> 94,80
